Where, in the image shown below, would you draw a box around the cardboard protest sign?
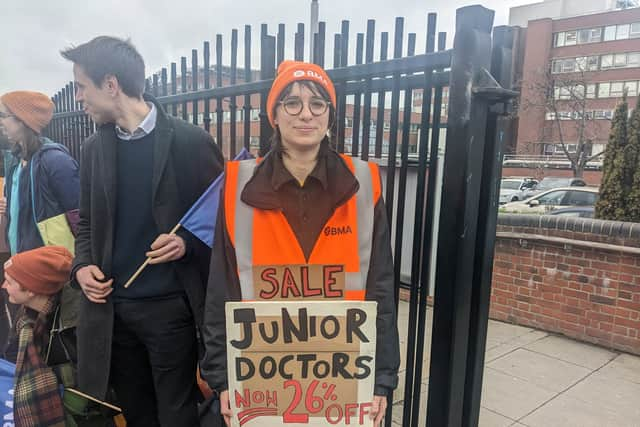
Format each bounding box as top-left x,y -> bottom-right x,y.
226,301 -> 377,427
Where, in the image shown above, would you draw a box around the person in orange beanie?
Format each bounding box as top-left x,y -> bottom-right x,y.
0,90 -> 79,256
2,246 -> 72,426
201,60 -> 399,427
0,91 -> 79,364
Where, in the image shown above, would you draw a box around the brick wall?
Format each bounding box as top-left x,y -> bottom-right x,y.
501,167 -> 602,186
491,214 -> 640,355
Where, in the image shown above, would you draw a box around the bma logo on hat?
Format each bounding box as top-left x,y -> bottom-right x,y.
293,70 -> 305,78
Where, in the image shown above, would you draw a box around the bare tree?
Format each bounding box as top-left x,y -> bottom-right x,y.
521,65 -> 609,177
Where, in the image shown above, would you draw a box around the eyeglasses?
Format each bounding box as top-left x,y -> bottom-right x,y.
0,112 -> 14,119
279,97 -> 330,116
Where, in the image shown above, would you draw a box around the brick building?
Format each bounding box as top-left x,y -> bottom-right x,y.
507,0 -> 640,181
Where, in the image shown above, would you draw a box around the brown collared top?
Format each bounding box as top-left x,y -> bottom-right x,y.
240,148 -> 359,260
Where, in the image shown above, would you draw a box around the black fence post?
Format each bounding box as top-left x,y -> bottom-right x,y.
400,13 -> 438,427
462,24 -> 516,427
230,29 -> 238,157
191,49 -> 199,125
244,25 -> 252,151
203,42 -> 211,133
259,33 -> 276,155
181,57 -> 188,122
426,5 -> 495,426
170,63 -> 177,117
215,35 -> 224,150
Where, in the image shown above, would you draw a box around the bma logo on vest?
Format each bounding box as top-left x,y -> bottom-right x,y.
324,225 -> 353,236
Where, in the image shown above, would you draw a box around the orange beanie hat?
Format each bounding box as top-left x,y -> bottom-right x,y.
4,246 -> 72,295
0,91 -> 54,134
266,60 -> 336,128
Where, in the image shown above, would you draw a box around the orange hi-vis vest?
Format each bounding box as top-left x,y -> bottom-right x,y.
224,154 -> 382,302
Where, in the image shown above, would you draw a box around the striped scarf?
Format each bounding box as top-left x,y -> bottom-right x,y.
14,298 -> 65,427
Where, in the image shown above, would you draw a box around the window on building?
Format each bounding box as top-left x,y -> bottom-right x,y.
554,32 -> 566,47
562,59 -> 575,73
345,118 -> 353,128
250,109 -> 260,121
590,28 -> 603,42
624,81 -> 638,97
594,110 -> 614,119
586,84 -> 596,99
610,81 -> 624,96
558,86 -> 571,99
614,53 -> 628,67
617,24 -> 630,40
601,54 -> 614,69
604,25 -> 617,41
552,60 -> 563,73
628,52 -> 640,67
631,23 -> 640,38
578,29 -> 591,44
588,56 -> 599,71
565,30 -> 578,45
575,56 -> 588,71
598,82 -> 611,98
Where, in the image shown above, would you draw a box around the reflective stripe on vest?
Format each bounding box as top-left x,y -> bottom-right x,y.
224,154 -> 381,301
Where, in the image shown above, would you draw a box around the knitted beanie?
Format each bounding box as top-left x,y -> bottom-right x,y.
4,246 -> 72,295
266,60 -> 336,128
0,91 -> 55,134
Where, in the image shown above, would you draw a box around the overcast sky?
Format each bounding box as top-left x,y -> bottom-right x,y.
0,0 -> 534,96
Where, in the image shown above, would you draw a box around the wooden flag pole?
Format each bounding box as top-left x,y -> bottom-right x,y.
65,387 -> 122,412
123,223 -> 181,288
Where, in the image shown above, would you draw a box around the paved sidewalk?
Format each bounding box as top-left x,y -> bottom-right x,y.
392,302 -> 640,426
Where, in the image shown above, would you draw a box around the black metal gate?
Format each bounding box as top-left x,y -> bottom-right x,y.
45,5 -> 516,426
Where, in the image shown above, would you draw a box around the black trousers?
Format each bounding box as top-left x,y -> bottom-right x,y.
111,295 -> 200,427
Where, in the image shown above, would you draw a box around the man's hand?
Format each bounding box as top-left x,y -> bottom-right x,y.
219,390 -> 232,427
370,394 -> 388,427
76,265 -> 113,303
146,233 -> 186,264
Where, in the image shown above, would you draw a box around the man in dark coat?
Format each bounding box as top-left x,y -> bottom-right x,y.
61,36 -> 224,427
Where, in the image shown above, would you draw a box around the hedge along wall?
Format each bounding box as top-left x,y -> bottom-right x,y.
491,214 -> 640,355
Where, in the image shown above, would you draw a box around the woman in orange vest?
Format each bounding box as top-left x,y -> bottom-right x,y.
201,60 -> 399,427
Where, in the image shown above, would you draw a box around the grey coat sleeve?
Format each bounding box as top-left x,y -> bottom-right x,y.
366,197 -> 401,396
71,137 -> 95,281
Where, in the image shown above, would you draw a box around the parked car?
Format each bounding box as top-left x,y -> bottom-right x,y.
547,206 -> 595,218
501,187 -> 598,214
499,178 -> 538,204
524,176 -> 587,197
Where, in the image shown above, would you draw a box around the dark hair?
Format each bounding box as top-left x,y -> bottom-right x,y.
268,80 -> 336,155
61,36 -> 145,98
13,125 -> 42,160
